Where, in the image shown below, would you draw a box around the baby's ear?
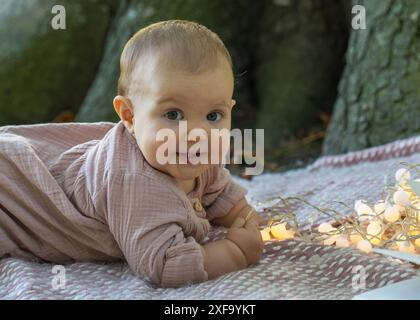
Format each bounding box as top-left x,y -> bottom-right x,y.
113,95 -> 135,134
113,95 -> 133,121
230,99 -> 236,108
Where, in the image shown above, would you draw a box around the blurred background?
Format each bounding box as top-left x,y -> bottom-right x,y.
1,0 -> 419,175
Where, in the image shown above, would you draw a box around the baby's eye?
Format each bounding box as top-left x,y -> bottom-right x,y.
165,110 -> 184,121
207,111 -> 223,122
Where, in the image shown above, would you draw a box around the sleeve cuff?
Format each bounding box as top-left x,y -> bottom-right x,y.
205,179 -> 248,221
160,237 -> 208,288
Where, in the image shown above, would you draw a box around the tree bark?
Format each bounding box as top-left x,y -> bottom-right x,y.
256,0 -> 350,148
323,0 -> 420,155
0,0 -> 113,125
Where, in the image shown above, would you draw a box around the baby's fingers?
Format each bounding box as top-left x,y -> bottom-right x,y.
245,220 -> 264,243
231,217 -> 246,229
244,218 -> 259,231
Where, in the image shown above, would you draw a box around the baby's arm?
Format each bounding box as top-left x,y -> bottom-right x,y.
211,197 -> 264,228
199,239 -> 247,279
200,216 -> 263,279
102,173 -> 211,288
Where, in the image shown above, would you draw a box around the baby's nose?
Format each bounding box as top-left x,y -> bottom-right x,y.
179,122 -> 210,142
189,119 -> 211,133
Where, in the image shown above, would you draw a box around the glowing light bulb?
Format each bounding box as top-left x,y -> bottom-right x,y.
408,225 -> 420,237
374,201 -> 386,214
270,223 -> 286,239
383,205 -> 401,223
367,234 -> 382,246
355,200 -> 372,215
395,233 -> 407,241
395,168 -> 411,183
349,232 -> 364,244
367,221 -> 382,236
318,222 -> 334,233
397,241 -> 416,253
414,202 -> 420,211
354,200 -> 363,212
356,240 -> 372,253
270,223 -> 294,240
260,228 -> 271,241
282,230 -> 295,240
324,235 -> 339,246
393,190 -> 410,206
336,235 -> 350,248
355,200 -> 374,221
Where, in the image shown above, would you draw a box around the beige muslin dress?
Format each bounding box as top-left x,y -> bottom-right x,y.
0,121 -> 247,287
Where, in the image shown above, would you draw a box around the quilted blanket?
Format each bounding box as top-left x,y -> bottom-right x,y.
1,127 -> 419,299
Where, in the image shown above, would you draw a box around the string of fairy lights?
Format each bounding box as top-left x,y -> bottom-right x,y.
259,163 -> 420,255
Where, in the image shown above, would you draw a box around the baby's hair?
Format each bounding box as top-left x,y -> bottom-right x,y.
117,19 -> 233,97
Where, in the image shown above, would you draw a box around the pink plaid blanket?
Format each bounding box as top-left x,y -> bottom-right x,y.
0,122 -> 419,299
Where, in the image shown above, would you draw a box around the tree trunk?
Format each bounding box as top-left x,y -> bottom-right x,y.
323,0 -> 420,155
76,0 -> 263,129
0,0 -> 113,125
256,0 -> 350,149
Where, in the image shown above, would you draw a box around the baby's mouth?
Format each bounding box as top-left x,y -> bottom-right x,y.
177,150 -> 202,157
176,151 -> 207,164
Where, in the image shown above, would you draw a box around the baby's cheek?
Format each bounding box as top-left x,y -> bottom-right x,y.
211,135 -> 230,164
136,131 -> 157,158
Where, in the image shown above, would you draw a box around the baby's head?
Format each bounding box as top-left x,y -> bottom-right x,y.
113,20 -> 236,182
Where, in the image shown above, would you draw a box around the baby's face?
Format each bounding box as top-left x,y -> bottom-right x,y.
125,55 -> 235,182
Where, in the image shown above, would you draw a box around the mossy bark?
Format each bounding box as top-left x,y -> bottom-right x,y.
323,0 -> 420,155
256,0 -> 350,149
0,0 -> 113,125
76,0 -> 263,129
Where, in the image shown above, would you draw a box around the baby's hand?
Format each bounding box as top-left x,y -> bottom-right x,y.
240,207 -> 266,227
226,216 -> 264,266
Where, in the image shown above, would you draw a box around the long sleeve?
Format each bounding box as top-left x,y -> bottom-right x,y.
202,164 -> 248,221
100,172 -> 208,288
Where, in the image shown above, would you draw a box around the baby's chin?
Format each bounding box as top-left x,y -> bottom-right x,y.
165,162 -> 209,180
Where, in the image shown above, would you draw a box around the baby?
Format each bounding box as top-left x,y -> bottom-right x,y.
0,20 -> 263,288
